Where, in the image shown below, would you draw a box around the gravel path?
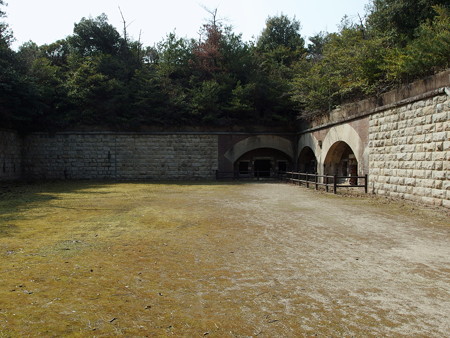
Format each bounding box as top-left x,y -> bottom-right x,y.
183,183 -> 450,336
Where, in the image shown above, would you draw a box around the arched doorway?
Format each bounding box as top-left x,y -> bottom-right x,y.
298,146 -> 317,173
324,141 -> 358,184
235,148 -> 292,178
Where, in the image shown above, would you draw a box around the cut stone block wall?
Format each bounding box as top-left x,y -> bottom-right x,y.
0,130 -> 22,181
369,94 -> 449,208
23,133 -> 219,180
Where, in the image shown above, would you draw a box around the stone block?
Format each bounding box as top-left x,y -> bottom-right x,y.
432,152 -> 445,161
412,170 -> 425,178
421,196 -> 441,206
444,141 -> 450,152
435,123 -> 445,133
443,199 -> 450,209
404,178 -> 415,186
397,185 -> 407,193
423,124 -> 434,134
433,132 -> 447,142
431,189 -> 445,199
412,152 -> 426,161
413,134 -> 425,143
420,178 -> 435,188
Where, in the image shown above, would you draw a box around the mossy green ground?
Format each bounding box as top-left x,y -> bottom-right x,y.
0,182 -> 449,337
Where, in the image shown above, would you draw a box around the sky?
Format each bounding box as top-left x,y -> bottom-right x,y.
5,0 -> 371,49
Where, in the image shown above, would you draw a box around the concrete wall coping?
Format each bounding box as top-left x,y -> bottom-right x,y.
299,69 -> 449,134
29,131 -> 297,137
298,86 -> 449,135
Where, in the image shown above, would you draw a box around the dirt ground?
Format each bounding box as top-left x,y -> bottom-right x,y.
0,181 -> 449,337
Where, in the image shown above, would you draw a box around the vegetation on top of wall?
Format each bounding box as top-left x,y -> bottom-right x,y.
0,0 -> 449,131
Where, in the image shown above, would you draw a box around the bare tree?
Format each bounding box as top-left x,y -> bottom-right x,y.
118,6 -> 134,44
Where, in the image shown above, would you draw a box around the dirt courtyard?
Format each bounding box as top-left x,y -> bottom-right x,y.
1,181 -> 449,336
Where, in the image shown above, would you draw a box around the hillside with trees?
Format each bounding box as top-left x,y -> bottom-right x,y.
1,0 -> 449,132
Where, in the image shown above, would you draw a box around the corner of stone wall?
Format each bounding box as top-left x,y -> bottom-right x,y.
0,129 -> 22,181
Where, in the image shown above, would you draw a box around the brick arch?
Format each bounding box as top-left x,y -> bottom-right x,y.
321,124 -> 366,175
224,135 -> 294,163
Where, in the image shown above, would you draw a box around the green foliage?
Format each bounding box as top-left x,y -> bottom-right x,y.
0,2 -> 42,130
1,2 -> 449,129
69,14 -> 123,57
257,14 -> 305,53
292,0 -> 450,118
306,32 -> 331,62
367,0 -> 450,46
383,6 -> 450,81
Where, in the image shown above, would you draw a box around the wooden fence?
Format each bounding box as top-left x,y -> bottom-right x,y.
285,172 -> 368,194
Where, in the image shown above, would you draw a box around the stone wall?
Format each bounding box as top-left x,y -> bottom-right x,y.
23,133 -> 219,180
0,130 -> 22,181
369,93 -> 449,208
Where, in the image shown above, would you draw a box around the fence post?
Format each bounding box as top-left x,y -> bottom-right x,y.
325,176 -> 329,192
365,174 -> 368,194
333,175 -> 337,194
315,173 -> 318,190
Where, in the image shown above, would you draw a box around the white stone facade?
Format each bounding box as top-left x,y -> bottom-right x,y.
369,94 -> 449,207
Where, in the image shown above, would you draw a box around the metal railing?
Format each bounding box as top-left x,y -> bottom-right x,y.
285,172 -> 368,194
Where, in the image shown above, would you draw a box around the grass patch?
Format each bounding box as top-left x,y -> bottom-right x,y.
0,181 -> 448,336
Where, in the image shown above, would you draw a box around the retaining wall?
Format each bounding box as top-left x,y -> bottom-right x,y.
22,133 -> 219,180
369,92 -> 449,208
2,71 -> 449,208
0,130 -> 22,181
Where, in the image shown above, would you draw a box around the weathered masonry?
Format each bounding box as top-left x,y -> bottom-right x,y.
22,133 -> 219,180
0,70 -> 449,208
0,131 -> 296,181
0,130 -> 22,181
297,70 -> 449,208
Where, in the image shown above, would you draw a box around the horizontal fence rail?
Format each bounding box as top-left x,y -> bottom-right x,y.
285,172 -> 368,194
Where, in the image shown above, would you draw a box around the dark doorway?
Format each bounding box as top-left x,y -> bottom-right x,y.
233,148 -> 292,179
254,159 -> 271,177
238,161 -> 250,176
278,161 -> 287,173
298,147 -> 317,173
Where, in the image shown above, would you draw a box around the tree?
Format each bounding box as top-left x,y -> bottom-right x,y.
69,14 -> 124,57
383,5 -> 450,81
0,1 -> 41,130
42,39 -> 70,68
306,32 -> 331,62
250,14 -> 305,123
128,65 -> 169,126
155,32 -> 193,122
257,14 -> 305,53
367,0 -> 450,46
192,22 -> 223,76
291,16 -> 389,117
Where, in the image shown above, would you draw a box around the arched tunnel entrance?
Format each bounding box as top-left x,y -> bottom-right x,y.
298,146 -> 317,173
324,141 -> 358,184
235,148 -> 292,178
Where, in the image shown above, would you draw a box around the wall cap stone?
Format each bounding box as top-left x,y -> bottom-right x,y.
299,69 -> 450,135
